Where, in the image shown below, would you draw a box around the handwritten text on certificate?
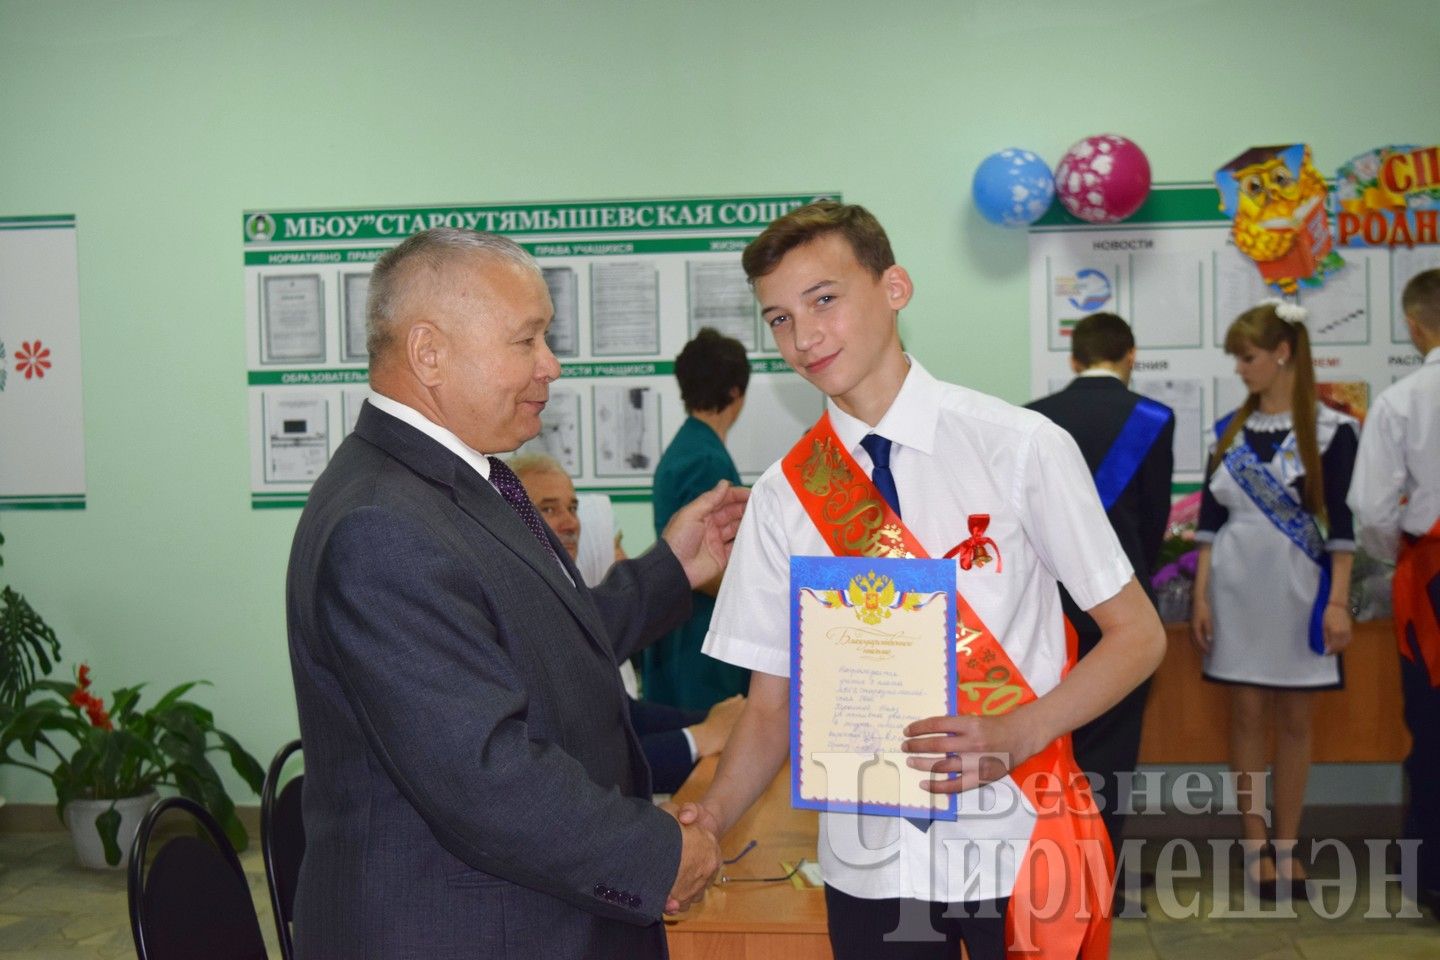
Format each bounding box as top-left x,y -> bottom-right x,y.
790,556 -> 957,820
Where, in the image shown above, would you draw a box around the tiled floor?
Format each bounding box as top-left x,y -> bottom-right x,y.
0,832 -> 279,960
0,831 -> 1434,959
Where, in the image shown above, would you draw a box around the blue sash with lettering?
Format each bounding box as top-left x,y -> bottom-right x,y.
1216,418 -> 1331,655
1093,397 -> 1170,511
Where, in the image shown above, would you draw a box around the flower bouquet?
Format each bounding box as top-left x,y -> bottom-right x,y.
1152,491 -> 1202,623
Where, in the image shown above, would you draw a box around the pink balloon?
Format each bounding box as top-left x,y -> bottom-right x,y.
1055,135 -> 1152,223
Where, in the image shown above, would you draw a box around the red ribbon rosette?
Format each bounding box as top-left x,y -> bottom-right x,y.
946,513 -> 1002,572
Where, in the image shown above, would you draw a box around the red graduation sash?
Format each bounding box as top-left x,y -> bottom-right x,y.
782,413 -> 1113,959
1395,518 -> 1440,688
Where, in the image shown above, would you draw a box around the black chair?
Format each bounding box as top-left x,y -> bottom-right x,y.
261,738 -> 305,960
127,795 -> 269,960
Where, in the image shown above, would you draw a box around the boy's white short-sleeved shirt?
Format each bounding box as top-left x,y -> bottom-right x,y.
703,358 -> 1132,902
1347,346 -> 1440,560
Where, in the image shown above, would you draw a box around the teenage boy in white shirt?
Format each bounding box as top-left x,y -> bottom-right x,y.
679,200 -> 1165,959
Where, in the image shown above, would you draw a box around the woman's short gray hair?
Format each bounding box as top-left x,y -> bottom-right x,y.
366,228 -> 540,361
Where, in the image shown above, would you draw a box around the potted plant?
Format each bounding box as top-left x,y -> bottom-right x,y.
0,663 -> 265,868
0,528 -> 63,817
0,530 -> 62,707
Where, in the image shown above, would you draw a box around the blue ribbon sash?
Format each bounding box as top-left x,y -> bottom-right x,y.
1093,397 -> 1170,511
1217,423 -> 1331,655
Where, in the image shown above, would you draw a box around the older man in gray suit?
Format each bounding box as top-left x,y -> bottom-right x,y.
286,228 -> 741,959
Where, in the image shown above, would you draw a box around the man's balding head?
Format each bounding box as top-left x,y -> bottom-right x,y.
365,228 -> 560,454
366,228 -> 540,365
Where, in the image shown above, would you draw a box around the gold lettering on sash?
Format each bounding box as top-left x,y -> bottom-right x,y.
872,523 -> 914,559
957,665 -> 1026,716
955,619 -> 984,658
800,437 -> 852,495
800,435 -> 914,558
822,484 -> 888,555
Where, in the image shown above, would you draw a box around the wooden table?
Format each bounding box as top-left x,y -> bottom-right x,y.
665,758 -> 831,960
1138,619 -> 1410,763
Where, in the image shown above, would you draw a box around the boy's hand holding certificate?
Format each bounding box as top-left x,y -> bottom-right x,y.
790,556 -> 957,821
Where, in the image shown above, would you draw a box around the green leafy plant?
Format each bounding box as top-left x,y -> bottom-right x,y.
0,531 -> 62,708
0,663 -> 265,865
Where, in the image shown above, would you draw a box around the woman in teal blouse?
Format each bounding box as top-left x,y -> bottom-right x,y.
645,328 -> 750,710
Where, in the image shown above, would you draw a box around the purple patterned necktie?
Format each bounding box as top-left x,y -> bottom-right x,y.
486,456 -> 560,565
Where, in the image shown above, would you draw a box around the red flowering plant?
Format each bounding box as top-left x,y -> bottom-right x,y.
0,662 -> 264,865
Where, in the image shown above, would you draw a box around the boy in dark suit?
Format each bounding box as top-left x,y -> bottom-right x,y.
1027,311 -> 1174,853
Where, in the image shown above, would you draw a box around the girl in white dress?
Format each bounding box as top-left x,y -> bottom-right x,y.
1190,301 -> 1359,900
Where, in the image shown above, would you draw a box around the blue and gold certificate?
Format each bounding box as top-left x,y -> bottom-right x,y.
789,556 -> 958,820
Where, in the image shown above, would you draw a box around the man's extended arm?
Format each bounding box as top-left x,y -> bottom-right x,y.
591,482 -> 748,664
589,540 -> 693,665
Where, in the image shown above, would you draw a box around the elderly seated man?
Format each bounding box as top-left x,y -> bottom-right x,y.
509,452 -> 743,793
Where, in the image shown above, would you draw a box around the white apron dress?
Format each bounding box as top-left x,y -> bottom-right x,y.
1200,406 -> 1358,689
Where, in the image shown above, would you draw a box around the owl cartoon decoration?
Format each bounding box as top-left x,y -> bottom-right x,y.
1216,143 -> 1343,294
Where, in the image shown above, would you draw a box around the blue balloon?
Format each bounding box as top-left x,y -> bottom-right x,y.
971,149 -> 1056,228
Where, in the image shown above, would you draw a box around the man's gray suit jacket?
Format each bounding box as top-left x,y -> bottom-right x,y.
286,401 -> 692,959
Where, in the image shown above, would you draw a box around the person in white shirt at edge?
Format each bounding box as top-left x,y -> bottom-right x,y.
1346,267 -> 1440,916
673,200 -> 1165,960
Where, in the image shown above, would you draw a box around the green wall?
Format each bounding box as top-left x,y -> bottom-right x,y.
1,0 -> 1435,804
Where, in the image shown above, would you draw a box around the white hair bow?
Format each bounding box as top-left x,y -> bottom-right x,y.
1258,296 -> 1308,324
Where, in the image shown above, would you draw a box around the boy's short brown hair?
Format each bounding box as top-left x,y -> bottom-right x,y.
1070,312 -> 1135,367
741,200 -> 895,282
1401,268 -> 1440,332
